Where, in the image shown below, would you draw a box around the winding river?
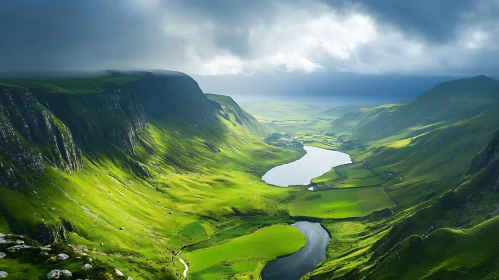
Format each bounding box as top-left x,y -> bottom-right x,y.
261,146 -> 351,279
261,221 -> 330,280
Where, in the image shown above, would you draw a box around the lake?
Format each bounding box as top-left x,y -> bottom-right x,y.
262,146 -> 352,187
260,221 -> 331,280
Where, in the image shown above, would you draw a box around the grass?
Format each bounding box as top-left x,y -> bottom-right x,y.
0,72 -> 143,94
312,163 -> 387,189
288,188 -> 394,218
336,177 -> 385,188
368,216 -> 499,280
184,225 -> 306,278
240,101 -> 334,133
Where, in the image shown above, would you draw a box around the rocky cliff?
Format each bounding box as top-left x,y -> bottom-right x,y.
0,86 -> 82,186
0,71 -> 218,186
468,130 -> 499,175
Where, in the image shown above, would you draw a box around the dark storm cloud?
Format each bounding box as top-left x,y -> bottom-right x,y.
333,0 -> 478,43
0,0 -> 171,72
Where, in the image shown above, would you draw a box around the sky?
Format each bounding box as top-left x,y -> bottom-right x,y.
1,0 -> 499,104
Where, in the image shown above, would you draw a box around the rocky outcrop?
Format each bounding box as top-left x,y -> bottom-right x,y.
34,72 -> 216,155
468,130 -> 499,174
27,222 -> 68,244
0,86 -> 82,186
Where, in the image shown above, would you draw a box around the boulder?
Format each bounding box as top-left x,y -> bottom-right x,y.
82,264 -> 92,271
60,270 -> 72,277
6,245 -> 32,252
0,252 -> 5,259
0,271 -> 7,278
47,269 -> 60,279
57,253 -> 70,260
0,234 -> 7,244
115,269 -> 124,277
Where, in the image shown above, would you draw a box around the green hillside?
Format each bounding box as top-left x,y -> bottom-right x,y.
206,93 -> 273,137
358,130 -> 499,280
0,72 -> 308,279
330,75 -> 499,141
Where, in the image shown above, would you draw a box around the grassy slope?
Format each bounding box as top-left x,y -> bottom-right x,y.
0,80 -> 307,280
330,75 -> 499,142
367,104 -> 499,209
366,173 -> 499,280
372,219 -> 499,280
206,93 -> 273,137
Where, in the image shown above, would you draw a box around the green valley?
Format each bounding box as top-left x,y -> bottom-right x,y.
1,71 -> 499,280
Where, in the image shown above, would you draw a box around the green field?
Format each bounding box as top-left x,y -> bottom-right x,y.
288,188 -> 394,218
312,163 -> 388,189
184,225 -> 306,278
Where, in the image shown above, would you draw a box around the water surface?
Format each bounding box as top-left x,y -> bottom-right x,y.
262,146 -> 352,187
260,221 -> 330,280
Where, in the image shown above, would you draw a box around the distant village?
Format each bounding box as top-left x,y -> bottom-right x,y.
264,133 -> 303,147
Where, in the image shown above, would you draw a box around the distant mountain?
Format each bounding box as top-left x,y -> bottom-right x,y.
330,75 -> 499,141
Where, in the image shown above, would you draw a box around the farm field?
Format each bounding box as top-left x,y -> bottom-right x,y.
288,188 -> 394,218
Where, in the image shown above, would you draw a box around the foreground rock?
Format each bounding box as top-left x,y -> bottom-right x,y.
57,253 -> 70,260
6,245 -> 32,252
47,270 -> 60,279
0,271 -> 7,278
60,270 -> 72,277
116,269 -> 124,276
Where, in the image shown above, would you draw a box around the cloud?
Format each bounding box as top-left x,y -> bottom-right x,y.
1,0 -> 499,77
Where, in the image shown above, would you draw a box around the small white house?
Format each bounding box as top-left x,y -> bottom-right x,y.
308,185 -> 318,191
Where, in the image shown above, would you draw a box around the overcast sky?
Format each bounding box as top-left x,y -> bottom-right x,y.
1,0 -> 498,104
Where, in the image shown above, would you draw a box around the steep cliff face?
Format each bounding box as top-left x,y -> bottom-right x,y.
0,86 -> 82,186
33,72 -> 216,154
468,130 -> 499,174
0,71 -> 218,186
468,130 -> 499,191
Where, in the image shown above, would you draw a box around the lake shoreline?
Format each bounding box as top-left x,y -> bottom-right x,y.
262,146 -> 352,187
